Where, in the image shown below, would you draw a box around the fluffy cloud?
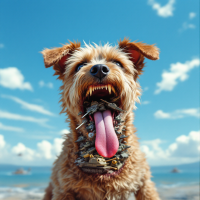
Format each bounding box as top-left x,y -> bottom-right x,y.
37,140 -> 52,159
154,108 -> 200,119
0,122 -> 24,132
1,95 -> 54,116
148,0 -> 175,18
0,132 -> 65,165
168,131 -> 200,158
0,110 -> 50,128
141,130 -> 200,166
12,143 -> 35,161
60,129 -> 70,136
0,67 -> 33,91
39,80 -> 53,89
0,135 -> 6,149
155,58 -> 200,94
53,138 -> 65,155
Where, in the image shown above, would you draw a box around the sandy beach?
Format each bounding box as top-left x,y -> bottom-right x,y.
158,184 -> 200,200
1,184 -> 199,200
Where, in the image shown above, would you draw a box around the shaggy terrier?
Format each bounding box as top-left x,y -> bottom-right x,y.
42,38 -> 160,200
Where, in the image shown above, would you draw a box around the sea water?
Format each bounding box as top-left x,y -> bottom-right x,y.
0,163 -> 199,199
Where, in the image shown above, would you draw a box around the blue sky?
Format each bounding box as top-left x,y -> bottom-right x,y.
0,0 -> 199,166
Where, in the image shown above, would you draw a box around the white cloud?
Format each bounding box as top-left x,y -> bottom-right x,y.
0,110 -> 51,128
53,138 -> 64,155
154,108 -> 200,119
155,58 -> 200,94
141,130 -> 200,166
0,122 -> 24,132
189,12 -> 196,19
39,80 -> 53,89
1,95 -> 54,116
0,133 -> 66,165
12,143 -> 35,161
37,140 -> 52,159
0,135 -> 6,149
60,129 -> 70,136
141,139 -> 166,161
148,0 -> 175,18
0,67 -> 33,91
168,131 -> 200,158
0,43 -> 4,48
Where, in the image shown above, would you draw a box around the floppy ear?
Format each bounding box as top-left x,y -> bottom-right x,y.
41,41 -> 81,79
118,38 -> 159,79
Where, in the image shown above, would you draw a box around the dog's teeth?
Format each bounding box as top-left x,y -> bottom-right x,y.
111,86 -> 116,94
105,85 -> 107,90
108,85 -> 111,94
90,87 -> 93,96
86,90 -> 89,97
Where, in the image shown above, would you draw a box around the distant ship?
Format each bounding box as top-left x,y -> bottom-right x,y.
13,168 -> 31,175
171,167 -> 180,173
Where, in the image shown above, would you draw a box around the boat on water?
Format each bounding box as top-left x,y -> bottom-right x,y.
13,168 -> 31,175
171,167 -> 180,173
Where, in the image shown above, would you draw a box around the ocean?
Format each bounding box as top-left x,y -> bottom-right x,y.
0,162 -> 199,199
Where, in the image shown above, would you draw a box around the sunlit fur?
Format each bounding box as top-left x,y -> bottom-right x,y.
42,39 -> 160,200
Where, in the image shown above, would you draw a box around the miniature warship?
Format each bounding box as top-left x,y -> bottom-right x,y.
75,99 -> 131,174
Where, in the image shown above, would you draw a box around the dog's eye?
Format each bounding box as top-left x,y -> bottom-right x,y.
76,63 -> 86,72
114,61 -> 123,68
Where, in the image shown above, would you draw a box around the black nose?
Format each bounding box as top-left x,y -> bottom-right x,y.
90,64 -> 110,80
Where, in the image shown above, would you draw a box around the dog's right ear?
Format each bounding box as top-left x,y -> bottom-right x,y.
41,41 -> 81,79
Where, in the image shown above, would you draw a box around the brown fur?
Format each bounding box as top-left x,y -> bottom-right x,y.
42,38 -> 160,200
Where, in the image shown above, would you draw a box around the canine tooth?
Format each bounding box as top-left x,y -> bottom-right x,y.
86,90 -> 90,97
105,85 -> 107,90
108,85 -> 111,94
111,86 -> 116,94
90,87 -> 93,96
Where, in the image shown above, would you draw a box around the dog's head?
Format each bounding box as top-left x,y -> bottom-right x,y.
41,38 -> 159,174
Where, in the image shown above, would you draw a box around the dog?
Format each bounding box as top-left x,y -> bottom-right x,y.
41,38 -> 160,200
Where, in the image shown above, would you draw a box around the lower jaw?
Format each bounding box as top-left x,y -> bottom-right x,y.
80,163 -> 126,177
75,98 -> 129,175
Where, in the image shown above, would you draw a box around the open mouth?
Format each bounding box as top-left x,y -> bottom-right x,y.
75,84 -> 130,175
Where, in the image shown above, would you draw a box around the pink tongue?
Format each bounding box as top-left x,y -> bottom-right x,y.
94,110 -> 119,158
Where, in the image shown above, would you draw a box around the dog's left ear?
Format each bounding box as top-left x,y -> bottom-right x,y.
118,38 -> 159,78
41,41 -> 81,79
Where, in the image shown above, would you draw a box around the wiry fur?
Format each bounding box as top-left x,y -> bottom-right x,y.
41,38 -> 160,200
